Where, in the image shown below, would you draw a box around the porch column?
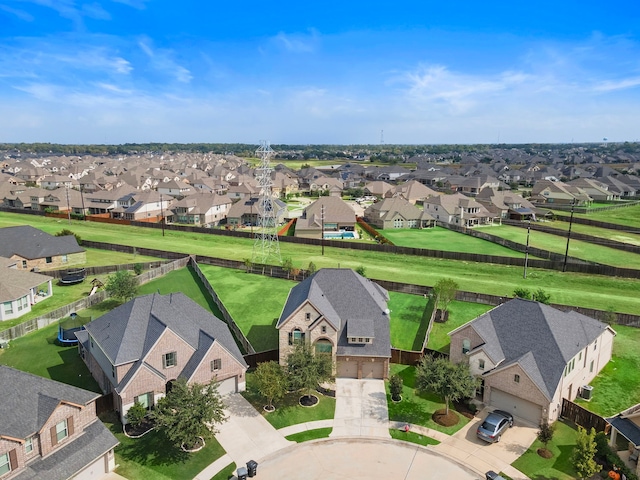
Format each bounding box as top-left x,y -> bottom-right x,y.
47,279 -> 53,296
609,427 -> 618,447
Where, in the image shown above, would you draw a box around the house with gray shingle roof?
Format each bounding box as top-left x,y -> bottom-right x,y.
0,225 -> 85,271
76,292 -> 248,424
0,257 -> 53,321
0,365 -> 118,480
363,197 -> 435,229
276,269 -> 391,379
449,298 -> 615,425
295,196 -> 356,239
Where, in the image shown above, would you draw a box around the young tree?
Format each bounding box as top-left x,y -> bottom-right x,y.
433,278 -> 459,316
513,287 -> 531,299
307,261 -> 317,275
572,426 -> 599,479
287,343 -> 333,401
537,419 -> 555,456
532,288 -> 551,304
415,355 -> 479,416
254,361 -> 287,411
105,270 -> 138,302
355,265 -> 366,277
126,401 -> 147,428
152,378 -> 226,449
243,258 -> 253,273
282,257 -> 294,278
389,374 -> 403,402
55,228 -> 82,245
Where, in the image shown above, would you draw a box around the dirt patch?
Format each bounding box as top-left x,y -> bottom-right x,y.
299,394 -> 319,407
453,401 -> 476,419
432,408 -> 459,427
537,448 -> 553,459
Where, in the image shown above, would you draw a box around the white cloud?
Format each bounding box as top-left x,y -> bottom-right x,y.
273,30 -> 319,53
0,4 -> 34,21
138,37 -> 193,83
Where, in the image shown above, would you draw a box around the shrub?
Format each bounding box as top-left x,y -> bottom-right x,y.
532,288 -> 551,304
133,263 -> 143,275
389,374 -> 403,401
55,228 -> 82,246
126,401 -> 147,427
513,287 -> 531,299
355,265 -> 366,277
307,261 -> 317,274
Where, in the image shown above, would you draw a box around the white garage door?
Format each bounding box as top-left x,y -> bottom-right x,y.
337,361 -> 358,378
490,389 -> 543,425
217,376 -> 238,396
361,361 -> 385,379
72,455 -> 105,480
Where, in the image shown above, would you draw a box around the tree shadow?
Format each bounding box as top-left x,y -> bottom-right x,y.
117,427 -> 190,467
247,324 -> 279,353
47,347 -> 100,392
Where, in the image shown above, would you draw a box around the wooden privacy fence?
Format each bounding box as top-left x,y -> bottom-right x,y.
95,392 -> 114,416
243,349 -> 279,369
43,260 -> 172,279
561,398 -> 610,434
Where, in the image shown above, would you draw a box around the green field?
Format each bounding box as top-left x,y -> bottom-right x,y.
570,203 -> 640,228
1,212 -> 639,315
540,220 -> 640,246
381,227 -> 527,257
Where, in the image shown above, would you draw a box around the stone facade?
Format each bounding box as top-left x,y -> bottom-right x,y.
11,251 -> 86,271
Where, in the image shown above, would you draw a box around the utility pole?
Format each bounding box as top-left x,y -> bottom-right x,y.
160,193 -> 165,237
524,218 -> 531,279
562,199 -> 576,272
65,184 -> 71,225
321,204 -> 325,256
79,184 -> 86,220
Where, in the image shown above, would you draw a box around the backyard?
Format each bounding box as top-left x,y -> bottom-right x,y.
570,202 -> 640,229
426,301 -> 494,353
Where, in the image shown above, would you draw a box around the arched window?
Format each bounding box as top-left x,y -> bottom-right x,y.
288,328 -> 305,345
315,339 -> 332,355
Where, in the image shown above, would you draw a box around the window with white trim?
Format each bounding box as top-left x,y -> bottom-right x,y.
211,358 -> 222,371
478,359 -> 485,370
3,302 -> 12,315
0,452 -> 10,475
163,351 -> 177,368
25,437 -> 33,454
56,419 -> 68,443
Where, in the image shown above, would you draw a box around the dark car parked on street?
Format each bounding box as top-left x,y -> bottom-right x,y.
477,409 -> 514,443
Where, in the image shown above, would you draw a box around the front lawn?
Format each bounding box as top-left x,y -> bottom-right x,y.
241,372 -> 336,429
285,427 -> 333,442
210,463 -> 236,480
101,411 -> 226,480
426,301 -> 493,353
388,292 -> 428,351
200,265 -> 294,352
574,324 -> 640,416
0,322 -> 100,392
389,428 -> 440,446
511,419 -> 579,480
386,364 -> 470,435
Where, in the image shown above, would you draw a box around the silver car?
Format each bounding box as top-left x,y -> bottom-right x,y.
476,410 -> 514,443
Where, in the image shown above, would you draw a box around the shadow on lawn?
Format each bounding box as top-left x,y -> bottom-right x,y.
247,324 -> 279,352
47,347 -> 100,392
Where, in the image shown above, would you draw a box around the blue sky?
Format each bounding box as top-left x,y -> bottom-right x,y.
1,0 -> 639,145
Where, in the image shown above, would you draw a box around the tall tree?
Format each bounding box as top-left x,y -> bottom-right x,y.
415,355 -> 479,416
287,343 -> 332,400
433,278 -> 459,315
152,378 -> 226,449
572,426 -> 599,480
254,361 -> 287,411
105,270 -> 138,302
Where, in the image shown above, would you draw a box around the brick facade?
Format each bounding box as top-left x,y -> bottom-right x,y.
11,251 -> 86,271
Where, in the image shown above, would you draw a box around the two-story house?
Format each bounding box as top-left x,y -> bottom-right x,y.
423,192 -> 495,227
448,298 -> 615,425
0,366 -> 119,480
276,269 -> 391,379
169,193 -> 231,227
76,292 -> 248,424
0,257 -> 53,322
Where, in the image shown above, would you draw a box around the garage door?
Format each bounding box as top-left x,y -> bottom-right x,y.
72,455 -> 105,480
361,361 -> 385,379
217,376 -> 238,396
490,388 -> 542,425
337,360 -> 358,378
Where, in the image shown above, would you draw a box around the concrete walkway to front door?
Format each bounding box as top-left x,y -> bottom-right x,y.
330,378 -> 390,438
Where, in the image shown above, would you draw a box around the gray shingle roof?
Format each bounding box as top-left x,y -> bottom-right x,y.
0,225 -> 84,259
0,263 -> 53,302
606,416 -> 640,447
83,292 -> 246,368
469,298 -> 611,401
0,366 -> 100,439
12,420 -> 119,480
278,269 -> 391,358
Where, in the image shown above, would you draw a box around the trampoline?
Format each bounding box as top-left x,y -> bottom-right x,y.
57,313 -> 90,345
60,268 -> 86,285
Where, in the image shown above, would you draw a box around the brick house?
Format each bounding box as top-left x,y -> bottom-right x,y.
76,293 -> 248,424
0,366 -> 118,480
294,197 -> 356,238
276,269 -> 391,379
0,225 -> 85,271
448,298 -> 615,425
0,258 -> 53,322
363,197 -> 436,229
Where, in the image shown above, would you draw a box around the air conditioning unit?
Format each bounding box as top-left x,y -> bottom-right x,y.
581,385 -> 594,401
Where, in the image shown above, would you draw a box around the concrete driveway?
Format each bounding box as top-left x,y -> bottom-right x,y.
331,378 -> 390,438
433,407 -> 538,480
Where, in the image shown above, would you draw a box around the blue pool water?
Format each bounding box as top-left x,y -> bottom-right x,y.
324,231 -> 355,239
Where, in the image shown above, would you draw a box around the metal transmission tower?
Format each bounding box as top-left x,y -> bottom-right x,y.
252,141 -> 282,265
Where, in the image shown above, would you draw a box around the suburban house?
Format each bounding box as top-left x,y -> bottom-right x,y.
0,225 -> 85,271
363,181 -> 394,198
475,188 -> 545,221
225,196 -> 286,227
423,193 -> 495,227
384,180 -> 439,205
295,196 -> 356,238
168,193 -> 231,227
607,404 -> 640,477
110,191 -> 170,222
530,179 -> 592,206
363,197 -> 436,229
0,258 -> 53,321
276,268 -> 391,379
0,365 -> 119,480
448,298 -> 615,425
76,292 -> 248,424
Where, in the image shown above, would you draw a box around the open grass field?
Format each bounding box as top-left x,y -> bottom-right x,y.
570,203 -> 640,229
574,324 -> 640,416
101,411 -> 225,480
511,419 -> 579,480
426,301 -> 494,353
2,212 -> 639,315
484,224 -> 640,269
242,371 -> 336,429
539,220 -> 640,246
386,364 -> 470,435
381,227 -> 528,258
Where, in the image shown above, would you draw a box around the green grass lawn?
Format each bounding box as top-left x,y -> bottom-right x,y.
487,224 -> 640,269
388,292 -> 428,351
389,428 -> 440,446
199,265 -> 294,352
511,419 -> 579,480
80,247 -> 161,267
382,227 -> 528,258
574,324 -> 640,416
2,212 -> 640,315
285,427 -> 333,442
427,301 -> 494,353
241,372 -> 336,429
386,364 -> 470,435
0,322 -> 100,392
210,463 -> 236,480
101,411 -> 226,480
570,203 -> 640,229
541,221 -> 640,246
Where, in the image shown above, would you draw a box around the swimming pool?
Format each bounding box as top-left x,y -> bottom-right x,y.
324,231 -> 356,239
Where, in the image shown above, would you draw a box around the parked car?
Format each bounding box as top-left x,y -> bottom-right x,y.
476,409 -> 514,443
485,471 -> 507,480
